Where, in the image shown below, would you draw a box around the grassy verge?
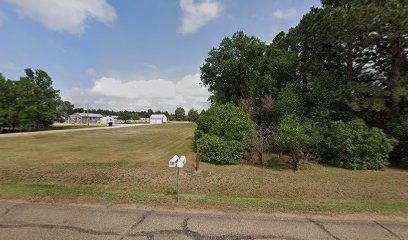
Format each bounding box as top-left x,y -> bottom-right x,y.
0,123 -> 407,214
0,183 -> 407,214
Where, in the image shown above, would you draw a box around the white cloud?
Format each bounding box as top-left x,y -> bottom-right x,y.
179,0 -> 221,34
7,0 -> 116,36
0,63 -> 17,71
61,73 -> 210,112
87,68 -> 98,78
272,8 -> 297,20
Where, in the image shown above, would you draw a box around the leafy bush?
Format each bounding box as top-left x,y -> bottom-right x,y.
320,119 -> 397,170
194,103 -> 255,164
270,115 -> 320,170
197,134 -> 245,164
195,103 -> 254,143
273,86 -> 303,123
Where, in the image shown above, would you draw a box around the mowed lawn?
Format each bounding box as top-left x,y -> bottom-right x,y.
0,123 -> 407,214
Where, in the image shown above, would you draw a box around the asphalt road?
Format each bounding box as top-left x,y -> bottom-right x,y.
0,201 -> 406,240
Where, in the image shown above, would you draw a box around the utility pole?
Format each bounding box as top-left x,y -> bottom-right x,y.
87,104 -> 89,126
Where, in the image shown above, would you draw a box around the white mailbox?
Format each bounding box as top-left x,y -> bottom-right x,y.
169,155 -> 179,168
177,155 -> 186,168
169,154 -> 187,202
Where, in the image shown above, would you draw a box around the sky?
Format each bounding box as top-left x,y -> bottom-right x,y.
0,0 -> 321,112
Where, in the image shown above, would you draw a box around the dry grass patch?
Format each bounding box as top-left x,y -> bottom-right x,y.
0,123 -> 407,214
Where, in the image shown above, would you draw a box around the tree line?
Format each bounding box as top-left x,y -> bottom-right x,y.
0,69 -> 71,132
195,0 -> 408,169
0,69 -> 203,132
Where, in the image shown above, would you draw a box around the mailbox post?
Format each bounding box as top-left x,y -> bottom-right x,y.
169,155 -> 186,202
177,165 -> 180,202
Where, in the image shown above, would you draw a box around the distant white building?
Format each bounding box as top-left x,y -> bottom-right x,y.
149,114 -> 168,124
138,118 -> 149,123
68,113 -> 103,124
100,116 -> 118,124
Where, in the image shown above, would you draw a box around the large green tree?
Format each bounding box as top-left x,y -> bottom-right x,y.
280,0 -> 407,166
0,74 -> 14,130
201,31 -> 297,124
187,108 -> 200,123
283,0 -> 407,126
201,31 -> 263,105
174,107 -> 186,121
0,69 -> 67,132
197,0 -> 407,168
118,111 -> 132,123
23,69 -> 62,129
362,0 -> 408,126
56,100 -> 74,122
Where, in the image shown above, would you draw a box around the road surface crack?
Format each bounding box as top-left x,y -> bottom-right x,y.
182,216 -> 189,231
374,221 -> 402,240
1,208 -> 11,217
307,218 -> 341,240
0,223 -> 120,236
0,222 -> 322,240
119,210 -> 154,240
0,203 -> 22,218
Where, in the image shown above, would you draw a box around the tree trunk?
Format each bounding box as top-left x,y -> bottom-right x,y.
258,151 -> 263,165
388,34 -> 404,124
346,42 -> 353,87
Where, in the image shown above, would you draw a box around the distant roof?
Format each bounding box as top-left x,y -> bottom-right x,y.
70,113 -> 103,118
150,114 -> 167,119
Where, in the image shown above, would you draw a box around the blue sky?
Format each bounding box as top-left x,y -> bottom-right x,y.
0,0 -> 321,112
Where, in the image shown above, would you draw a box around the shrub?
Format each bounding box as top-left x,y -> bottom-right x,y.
194,103 -> 255,164
320,119 -> 397,170
270,115 -> 320,170
195,103 -> 255,143
197,134 -> 245,164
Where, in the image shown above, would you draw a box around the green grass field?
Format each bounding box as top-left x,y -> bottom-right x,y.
0,123 -> 407,214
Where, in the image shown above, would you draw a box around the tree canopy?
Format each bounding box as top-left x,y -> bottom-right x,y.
198,0 -> 407,169
174,107 -> 186,121
0,69 -> 70,132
